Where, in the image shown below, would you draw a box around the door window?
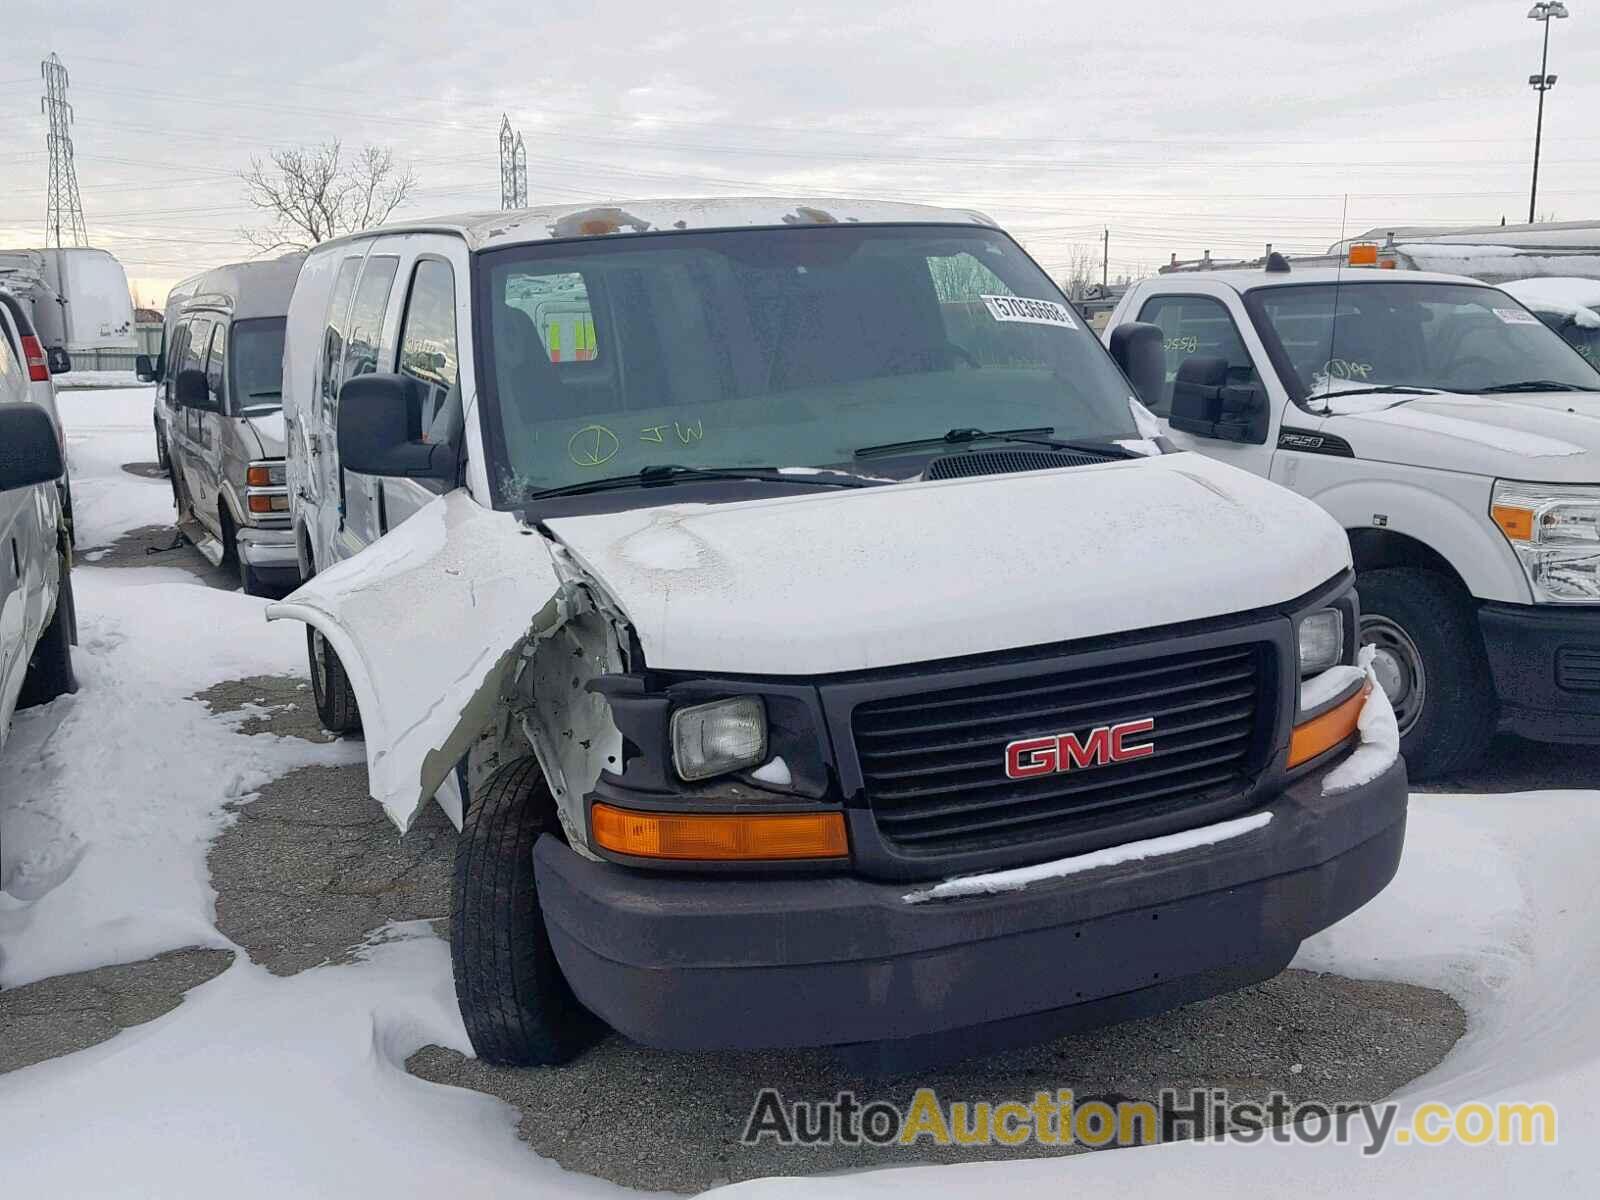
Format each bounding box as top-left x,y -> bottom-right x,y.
1136,294 -> 1260,415
320,257 -> 362,418
180,316 -> 212,377
204,322 -> 228,410
342,256 -> 400,383
397,259 -> 460,444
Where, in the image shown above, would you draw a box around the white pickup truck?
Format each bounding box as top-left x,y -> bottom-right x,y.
1105,265 -> 1600,776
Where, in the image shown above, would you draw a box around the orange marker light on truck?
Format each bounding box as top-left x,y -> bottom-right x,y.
246,465 -> 274,487
1492,504 -> 1535,542
591,804 -> 848,861
1288,682 -> 1371,767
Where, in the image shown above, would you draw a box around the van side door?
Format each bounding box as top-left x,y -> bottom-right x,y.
196,319 -> 229,532
382,242 -> 467,534
174,315 -> 214,520
332,251 -> 401,556
0,318 -> 32,705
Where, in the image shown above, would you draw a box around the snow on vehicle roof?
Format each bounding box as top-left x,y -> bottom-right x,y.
316,197 -> 999,253
1166,266 -> 1490,292
177,253 -> 306,322
1501,276 -> 1600,329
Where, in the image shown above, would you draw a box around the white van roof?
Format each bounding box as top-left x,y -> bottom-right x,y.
177,253 -> 306,321
314,197 -> 998,254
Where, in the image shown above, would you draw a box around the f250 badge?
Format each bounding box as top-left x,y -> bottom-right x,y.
1004,719 -> 1157,780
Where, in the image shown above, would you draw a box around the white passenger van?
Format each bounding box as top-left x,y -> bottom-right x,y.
1106,264 -> 1600,776
270,200 -> 1405,1069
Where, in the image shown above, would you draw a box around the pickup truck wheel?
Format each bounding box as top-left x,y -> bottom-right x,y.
18,557 -> 78,710
451,757 -> 601,1066
307,626 -> 362,734
1358,566 -> 1495,778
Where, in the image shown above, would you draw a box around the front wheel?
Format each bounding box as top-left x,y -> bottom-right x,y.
451,757 -> 601,1066
18,557 -> 78,710
1358,566 -> 1496,779
307,625 -> 361,734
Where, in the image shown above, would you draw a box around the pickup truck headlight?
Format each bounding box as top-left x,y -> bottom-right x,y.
1492,481 -> 1600,603
671,696 -> 768,781
1296,608 -> 1345,676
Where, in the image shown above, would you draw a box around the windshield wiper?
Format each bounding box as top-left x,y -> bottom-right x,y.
1313,385 -> 1440,401
854,427 -> 1137,460
1476,380 -> 1600,394
524,464 -> 878,501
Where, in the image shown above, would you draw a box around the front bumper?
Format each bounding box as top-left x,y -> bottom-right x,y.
535,756 -> 1407,1064
1480,602 -> 1600,743
236,526 -> 299,585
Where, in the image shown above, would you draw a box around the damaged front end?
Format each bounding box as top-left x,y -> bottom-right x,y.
266,492 -> 633,850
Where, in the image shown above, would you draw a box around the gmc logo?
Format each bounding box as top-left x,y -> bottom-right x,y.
1004,719 -> 1157,780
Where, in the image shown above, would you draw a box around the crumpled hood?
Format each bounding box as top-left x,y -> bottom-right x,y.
1330,393 -> 1600,482
545,454 -> 1350,676
243,410 -> 286,459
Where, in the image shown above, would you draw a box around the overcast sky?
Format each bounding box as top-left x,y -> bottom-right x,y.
3,0 -> 1597,302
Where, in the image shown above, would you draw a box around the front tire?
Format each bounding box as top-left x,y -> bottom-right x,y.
155,420 -> 170,474
18,557 -> 78,710
307,625 -> 361,734
451,757 -> 601,1066
1358,566 -> 1495,778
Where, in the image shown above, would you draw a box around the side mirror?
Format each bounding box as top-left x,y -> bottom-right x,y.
1169,356 -> 1270,444
46,346 -> 71,375
0,405 -> 66,492
135,354 -> 155,382
337,373 -> 457,481
1108,322 -> 1166,409
175,368 -> 217,412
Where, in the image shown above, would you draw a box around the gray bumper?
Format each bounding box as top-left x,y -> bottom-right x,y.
534,756 -> 1408,1062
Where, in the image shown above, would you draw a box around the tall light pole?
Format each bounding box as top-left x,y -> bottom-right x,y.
1527,1 -> 1570,225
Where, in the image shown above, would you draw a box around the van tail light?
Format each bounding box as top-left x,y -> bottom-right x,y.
21,335 -> 49,382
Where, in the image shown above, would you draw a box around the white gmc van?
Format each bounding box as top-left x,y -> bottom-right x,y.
268,200 -> 1405,1069
1106,265 -> 1600,777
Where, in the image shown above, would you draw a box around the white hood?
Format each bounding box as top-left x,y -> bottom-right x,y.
1328,393 -> 1600,483
545,454 -> 1351,676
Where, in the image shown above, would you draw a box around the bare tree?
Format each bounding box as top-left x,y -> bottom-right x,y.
239,140 -> 416,252
1053,243 -> 1101,299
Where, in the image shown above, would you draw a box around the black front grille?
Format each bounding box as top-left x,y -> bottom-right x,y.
851,643 -> 1270,856
925,448 -> 1114,480
1557,647 -> 1600,693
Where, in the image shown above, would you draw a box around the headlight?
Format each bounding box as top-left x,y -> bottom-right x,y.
1296,608 -> 1345,676
671,696 -> 768,781
247,461 -> 287,488
1492,481 -> 1600,603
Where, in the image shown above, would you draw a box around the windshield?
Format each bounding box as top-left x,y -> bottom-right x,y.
1253,281 -> 1600,404
231,316 -> 285,413
475,225 -> 1138,502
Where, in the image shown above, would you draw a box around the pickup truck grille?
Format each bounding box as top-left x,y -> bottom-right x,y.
851,643 -> 1270,857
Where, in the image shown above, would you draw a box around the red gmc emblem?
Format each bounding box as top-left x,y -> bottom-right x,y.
1004,718 -> 1157,780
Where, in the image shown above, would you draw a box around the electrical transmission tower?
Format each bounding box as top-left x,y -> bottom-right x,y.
499,113 -> 527,210
41,52 -> 88,248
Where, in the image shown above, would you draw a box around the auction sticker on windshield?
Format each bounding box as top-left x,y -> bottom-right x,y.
982,294 -> 1078,329
1494,307 -> 1543,326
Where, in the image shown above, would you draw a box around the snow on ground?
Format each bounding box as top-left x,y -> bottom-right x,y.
53,369 -> 148,390
1,388 -> 1595,1197
56,385 -> 175,546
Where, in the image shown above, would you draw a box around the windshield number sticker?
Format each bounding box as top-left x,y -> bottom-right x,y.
981,295 -> 1078,330
1494,307 -> 1542,326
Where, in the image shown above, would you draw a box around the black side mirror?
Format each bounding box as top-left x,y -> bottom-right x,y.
337,373 -> 457,481
135,354 -> 155,382
1169,356 -> 1270,444
0,405 -> 66,492
46,346 -> 71,375
1108,322 -> 1166,409
175,368 -> 217,412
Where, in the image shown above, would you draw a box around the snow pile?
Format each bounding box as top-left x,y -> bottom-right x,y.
54,385 -> 173,546
1322,647 -> 1400,797
53,369 -> 148,390
903,812 -> 1273,903
1501,277 -> 1600,329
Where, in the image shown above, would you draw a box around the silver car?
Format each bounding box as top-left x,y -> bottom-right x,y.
143,255 -> 302,595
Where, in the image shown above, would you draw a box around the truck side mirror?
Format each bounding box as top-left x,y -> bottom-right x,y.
46,346 -> 71,375
337,373 -> 457,482
135,354 -> 155,381
175,368 -> 217,411
1108,322 -> 1166,409
0,405 -> 66,492
1170,356 -> 1269,445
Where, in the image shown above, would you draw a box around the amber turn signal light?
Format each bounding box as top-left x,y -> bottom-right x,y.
1288,682 -> 1371,767
246,465 -> 274,487
1492,504 -> 1535,542
591,803 -> 848,861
